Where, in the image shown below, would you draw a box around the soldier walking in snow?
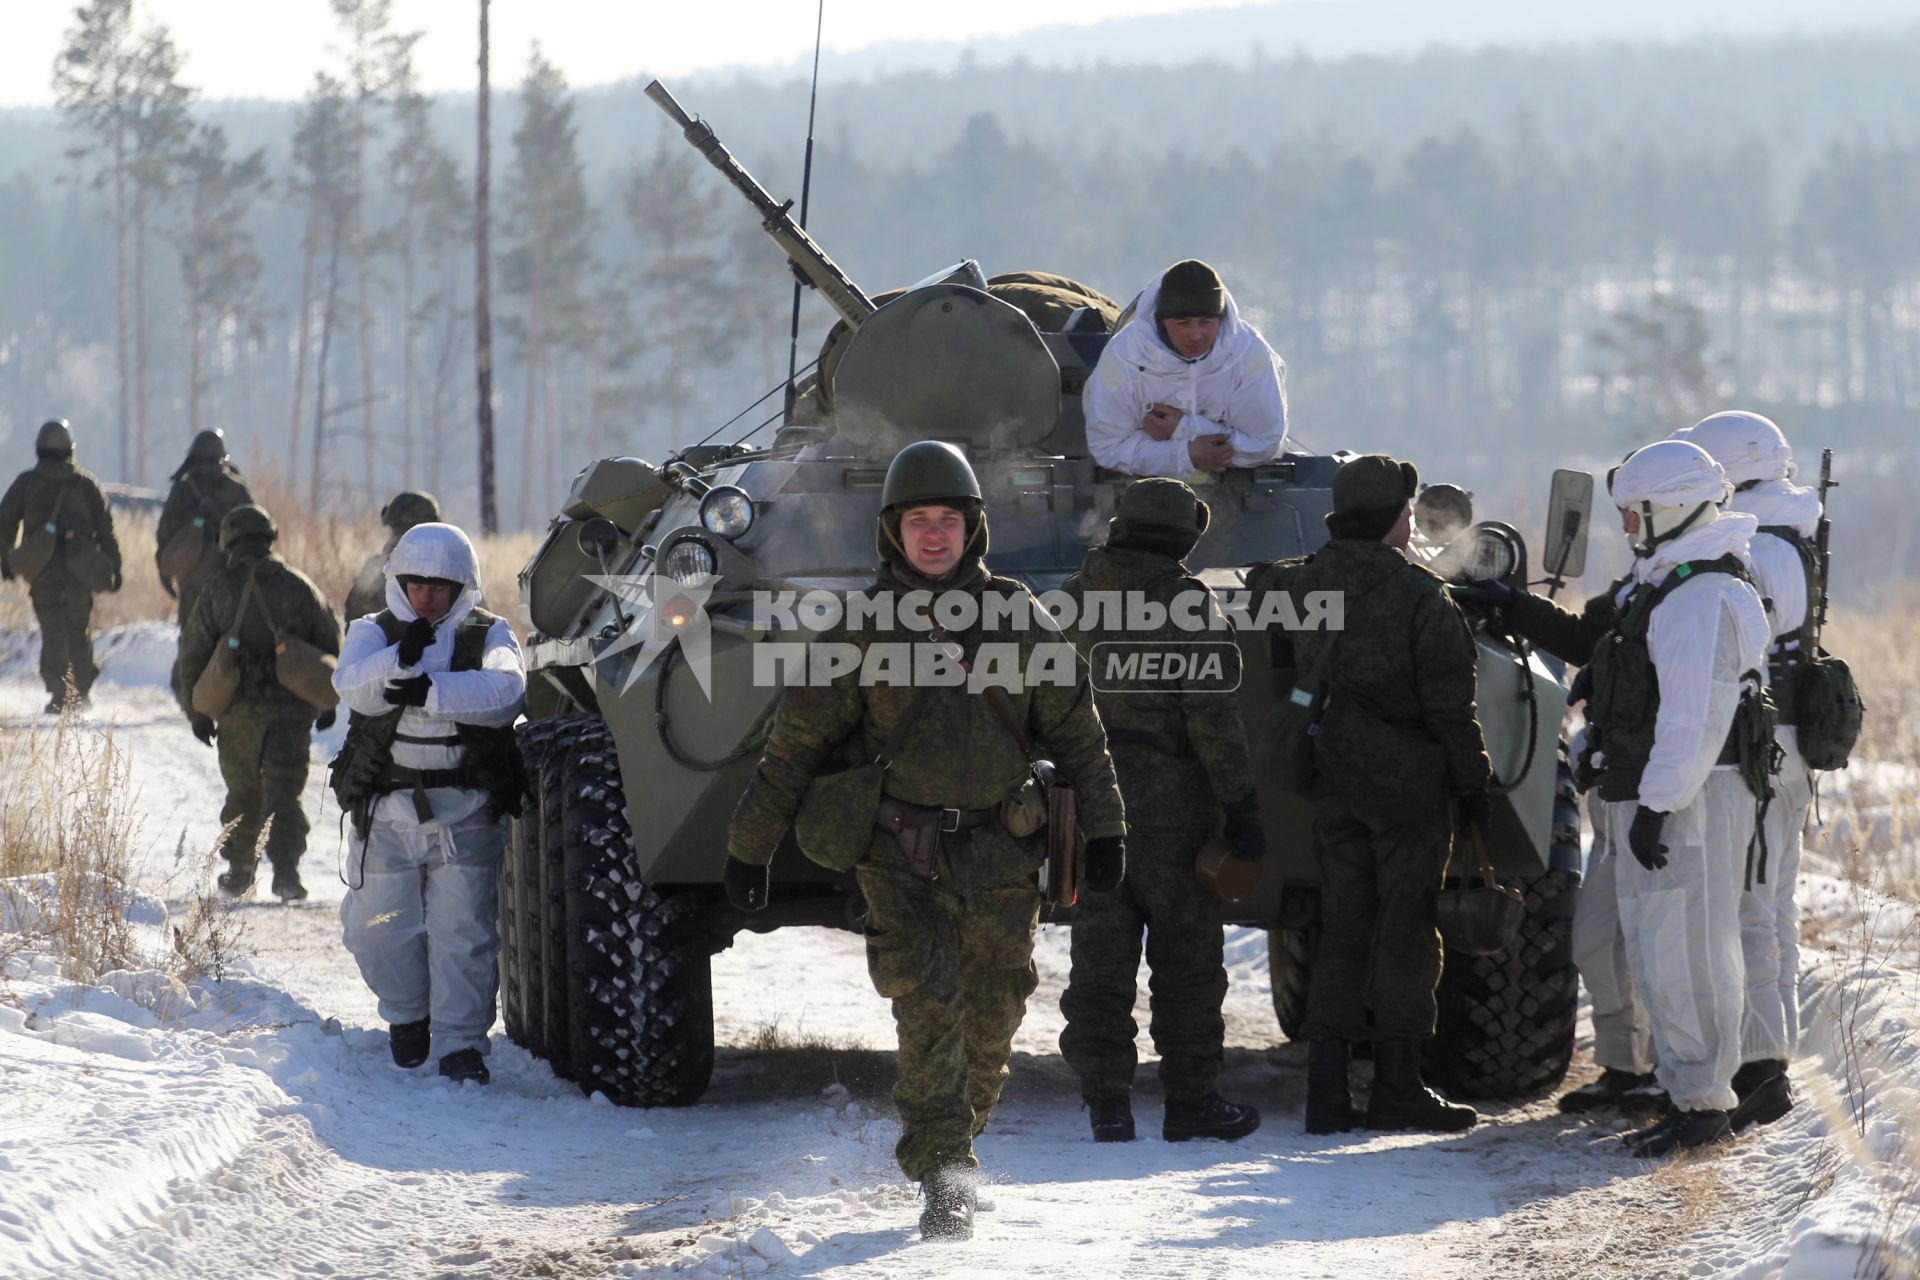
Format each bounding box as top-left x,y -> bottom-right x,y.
0,419 -> 121,712
156,428 -> 254,629
724,441 -> 1127,1243
1057,477 -> 1265,1144
174,503 -> 340,901
331,522 -> 526,1087
1249,454 -> 1492,1136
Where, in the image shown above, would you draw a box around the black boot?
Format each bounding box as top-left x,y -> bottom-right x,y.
389,1017 -> 431,1068
1364,1040 -> 1477,1133
216,863 -> 256,899
1626,1107 -> 1730,1158
1088,1096 -> 1135,1143
918,1165 -> 976,1242
1305,1040 -> 1357,1135
1729,1059 -> 1793,1133
1559,1068 -> 1666,1114
1164,1093 -> 1261,1143
439,1048 -> 491,1085
270,867 -> 308,903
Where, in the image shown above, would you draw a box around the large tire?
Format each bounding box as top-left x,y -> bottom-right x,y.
537,726 -> 578,1079
559,722 -> 715,1107
1267,925 -> 1316,1042
1427,759 -> 1582,1100
501,720 -> 566,1049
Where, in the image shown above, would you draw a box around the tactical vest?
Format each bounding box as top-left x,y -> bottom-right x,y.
1754,524 -> 1864,770
328,607 -> 526,828
1583,554 -> 1776,803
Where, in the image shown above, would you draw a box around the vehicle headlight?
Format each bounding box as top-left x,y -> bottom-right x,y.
699,485 -> 755,539
1463,523 -> 1522,583
661,537 -> 717,585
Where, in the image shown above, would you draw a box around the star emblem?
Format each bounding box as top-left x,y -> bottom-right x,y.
586,568 -> 719,699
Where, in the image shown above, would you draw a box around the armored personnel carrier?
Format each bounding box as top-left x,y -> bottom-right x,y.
501,82 -> 1595,1109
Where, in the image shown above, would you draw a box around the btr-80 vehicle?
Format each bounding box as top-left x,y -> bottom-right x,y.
501,81 -> 1595,1110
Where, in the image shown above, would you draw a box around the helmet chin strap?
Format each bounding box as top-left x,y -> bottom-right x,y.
1632,499 -> 1712,557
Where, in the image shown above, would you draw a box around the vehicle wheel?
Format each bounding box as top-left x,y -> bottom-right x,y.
1427,757 -> 1582,1100
560,721 -> 715,1106
501,719 -> 566,1049
538,721 -> 581,1079
1267,925 -> 1317,1042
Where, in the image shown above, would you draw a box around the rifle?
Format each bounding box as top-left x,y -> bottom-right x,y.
1810,448 -> 1835,649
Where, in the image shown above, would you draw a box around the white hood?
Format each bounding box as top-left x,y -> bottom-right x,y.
385,522 -> 483,625
1629,509 -> 1758,588
1731,479 -> 1821,538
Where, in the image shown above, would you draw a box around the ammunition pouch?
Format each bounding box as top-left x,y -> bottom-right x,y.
876,795 -> 993,881
1724,675 -> 1781,803
999,769 -> 1050,839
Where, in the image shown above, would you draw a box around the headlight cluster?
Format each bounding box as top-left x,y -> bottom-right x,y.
661,538 -> 717,585
1463,523 -> 1522,583
698,485 -> 755,539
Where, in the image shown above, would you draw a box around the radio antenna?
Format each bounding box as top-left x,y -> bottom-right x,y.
783,0 -> 827,424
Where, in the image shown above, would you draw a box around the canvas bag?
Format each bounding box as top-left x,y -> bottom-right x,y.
189,569 -> 266,719
274,627 -> 340,710
157,474 -> 218,582
10,483 -> 68,584
793,683 -> 937,871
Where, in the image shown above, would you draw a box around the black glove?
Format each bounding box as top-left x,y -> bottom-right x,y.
1,560 -> 14,582
1221,792 -> 1266,863
383,674 -> 431,707
1083,835 -> 1126,893
314,708 -> 337,732
1457,789 -> 1493,843
1627,805 -> 1670,872
1449,578 -> 1520,610
108,569 -> 122,593
396,616 -> 436,667
160,577 -> 175,599
1566,664 -> 1595,708
190,713 -> 217,746
724,857 -> 770,912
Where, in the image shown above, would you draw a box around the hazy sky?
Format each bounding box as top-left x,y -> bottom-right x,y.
4,0 -> 1245,107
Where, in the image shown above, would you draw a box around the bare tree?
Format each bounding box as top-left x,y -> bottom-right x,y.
475,0 -> 498,533
175,124 -> 267,437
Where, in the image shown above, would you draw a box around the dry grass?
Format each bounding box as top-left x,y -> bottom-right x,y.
0,466 -> 535,636
1813,589 -> 1920,904
0,707 -> 140,983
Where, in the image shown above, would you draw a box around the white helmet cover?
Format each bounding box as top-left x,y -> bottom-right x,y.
1609,439 -> 1730,554
1671,410 -> 1793,486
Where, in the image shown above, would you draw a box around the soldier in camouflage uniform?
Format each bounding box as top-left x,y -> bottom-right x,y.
156,428 -> 254,629
174,504 -> 341,902
1057,477 -> 1265,1143
345,491 -> 441,622
0,419 -> 122,712
725,440 -> 1127,1243
1249,454 -> 1492,1135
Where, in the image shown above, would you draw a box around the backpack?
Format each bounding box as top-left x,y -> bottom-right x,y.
1758,526 -> 1864,771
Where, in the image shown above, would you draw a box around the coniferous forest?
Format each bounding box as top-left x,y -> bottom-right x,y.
5,4 -> 1920,588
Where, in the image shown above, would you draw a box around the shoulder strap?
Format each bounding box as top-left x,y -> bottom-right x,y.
373,608 -> 405,644
1757,525 -> 1823,653
875,682 -> 938,769
921,617 -> 1041,763
44,478 -> 70,529
452,609 -> 496,671
231,564 -> 265,635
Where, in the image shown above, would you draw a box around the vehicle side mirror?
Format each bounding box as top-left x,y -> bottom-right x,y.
575,516 -> 620,560
1542,469 -> 1593,584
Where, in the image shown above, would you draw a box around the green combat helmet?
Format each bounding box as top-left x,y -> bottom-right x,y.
187,429 -> 227,464
36,419 -> 74,458
219,503 -> 278,553
380,490 -> 441,532
880,441 -> 980,512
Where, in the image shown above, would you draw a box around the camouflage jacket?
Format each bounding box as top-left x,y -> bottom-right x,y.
174,549 -> 341,713
156,462 -> 253,587
0,459 -> 121,588
344,541 -> 396,623
1063,545 -> 1254,828
728,564 -> 1127,865
1503,580 -> 1626,667
1249,538 -> 1492,796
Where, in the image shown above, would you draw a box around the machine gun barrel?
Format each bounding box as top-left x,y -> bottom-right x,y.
1813,447 -> 1836,640
645,80 -> 876,328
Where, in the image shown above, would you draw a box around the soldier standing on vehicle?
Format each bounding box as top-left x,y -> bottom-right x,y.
1582,439 -> 1773,1158
345,491 -> 441,622
1057,477 -> 1265,1144
1083,259 -> 1288,479
1671,411 -> 1830,1134
156,428 -> 254,628
1248,454 -> 1492,1136
174,504 -> 341,901
332,522 -> 526,1087
724,440 -> 1127,1243
1446,573 -> 1668,1116
0,419 -> 121,713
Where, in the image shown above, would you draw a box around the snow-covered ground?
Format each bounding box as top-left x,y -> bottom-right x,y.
2,624 -> 1917,1279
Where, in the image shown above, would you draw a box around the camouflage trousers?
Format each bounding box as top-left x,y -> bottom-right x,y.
854,823 -> 1042,1183
215,701 -> 318,874
30,581 -> 97,701
1302,793 -> 1453,1043
1058,821 -> 1226,1103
